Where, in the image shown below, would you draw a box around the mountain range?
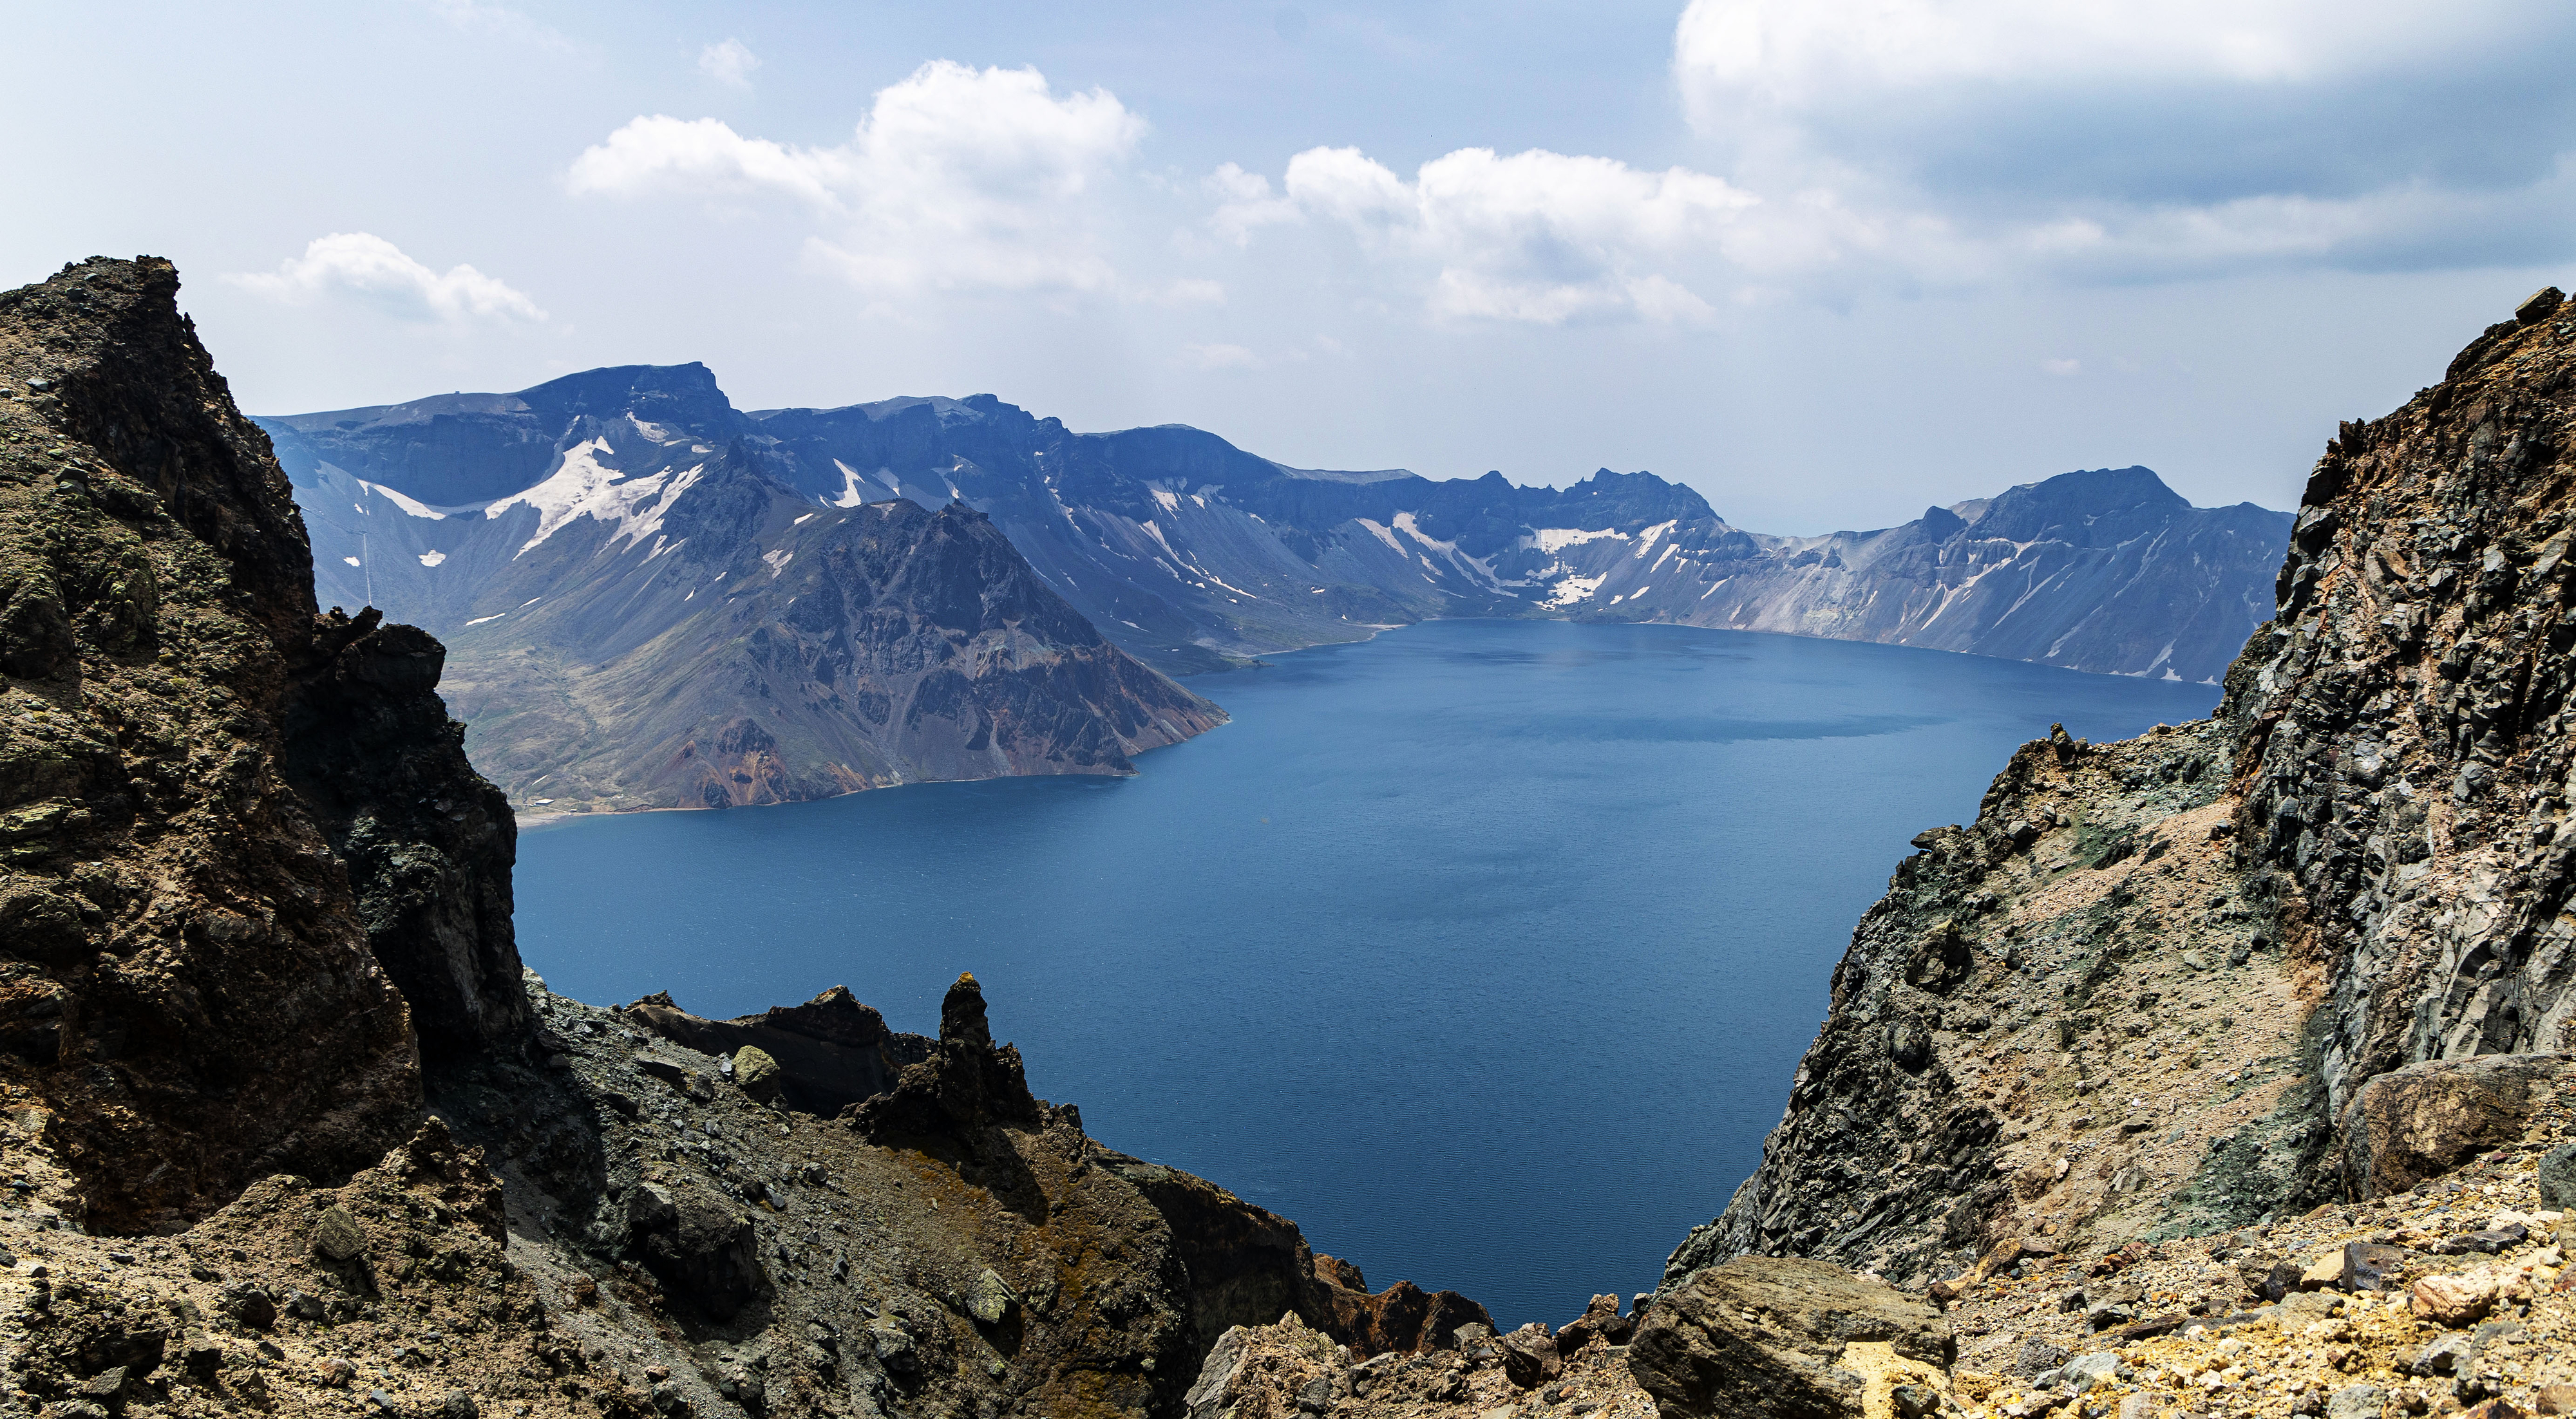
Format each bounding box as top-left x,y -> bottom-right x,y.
258,366 -> 2286,809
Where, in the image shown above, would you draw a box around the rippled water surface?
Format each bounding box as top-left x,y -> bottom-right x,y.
515,620 -> 2217,1324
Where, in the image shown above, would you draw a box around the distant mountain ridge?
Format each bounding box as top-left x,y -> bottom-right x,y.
264,375 -> 1222,813
265,364 -> 2289,695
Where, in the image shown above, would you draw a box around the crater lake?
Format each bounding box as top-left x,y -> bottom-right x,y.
513,619 -> 2219,1325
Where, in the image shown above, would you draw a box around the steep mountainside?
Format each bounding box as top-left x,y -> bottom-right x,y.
268,387 -> 1222,813
265,374 -> 2285,690
0,257 -> 1491,1419
1663,287 -> 2576,1297
0,256 -> 512,1235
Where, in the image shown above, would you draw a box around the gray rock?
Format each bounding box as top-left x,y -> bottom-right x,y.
2011,1339 -> 2072,1380
2325,1384 -> 2385,1419
1631,1257 -> 1952,1418
625,1183 -> 678,1236
1184,1327 -> 1251,1419
631,1183 -> 766,1321
1296,1376 -> 1332,1414
2412,1332 -> 2473,1376
442,1391 -> 479,1419
314,1205 -> 367,1262
217,1282 -> 276,1330
2061,1353 -> 2122,1392
2340,1241 -> 2405,1292
2538,1143 -> 2576,1212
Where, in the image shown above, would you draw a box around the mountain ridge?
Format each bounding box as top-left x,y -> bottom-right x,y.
263,369 -> 2289,695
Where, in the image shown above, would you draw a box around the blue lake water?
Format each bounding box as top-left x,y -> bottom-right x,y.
513,620 -> 2218,1326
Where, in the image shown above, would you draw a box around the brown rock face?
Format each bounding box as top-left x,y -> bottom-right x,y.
2338,1053 -> 2573,1197
1629,1257 -> 1953,1419
0,258 -> 437,1232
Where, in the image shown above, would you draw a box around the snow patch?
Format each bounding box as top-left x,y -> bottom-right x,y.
1356,518 -> 1405,553
1150,487 -> 1182,512
1526,527 -> 1628,553
762,549 -> 794,578
464,613 -> 506,626
417,550 -> 446,568
831,460 -> 872,508
482,438 -> 705,558
1543,573 -> 1606,608
793,512 -> 816,525
359,480 -> 446,520
1632,521 -> 1677,557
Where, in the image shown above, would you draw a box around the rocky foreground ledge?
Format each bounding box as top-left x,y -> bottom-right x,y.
1191,1075 -> 2576,1419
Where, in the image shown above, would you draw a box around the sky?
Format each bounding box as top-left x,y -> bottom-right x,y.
6,1 -> 2573,533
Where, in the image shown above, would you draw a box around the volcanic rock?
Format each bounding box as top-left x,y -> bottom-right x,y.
1629,1256 -> 1952,1419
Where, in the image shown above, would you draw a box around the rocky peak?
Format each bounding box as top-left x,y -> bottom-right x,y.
0,257 -> 527,1229
941,971 -> 996,1048
1665,283 -> 2576,1302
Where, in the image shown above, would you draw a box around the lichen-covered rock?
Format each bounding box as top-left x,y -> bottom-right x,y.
1631,1257 -> 1953,1419
731,1044 -> 783,1104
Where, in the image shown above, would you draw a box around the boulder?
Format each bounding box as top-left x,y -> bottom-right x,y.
733,1046 -> 784,1105
313,1205 -> 367,1262
629,1182 -> 766,1320
2340,1242 -> 2405,1293
967,1268 -> 1015,1326
2539,1144 -> 2576,1212
2327,1386 -> 2385,1419
2338,1055 -> 2573,1198
2411,1269 -> 2500,1328
1631,1257 -> 1953,1419
1555,1293 -> 1633,1353
1501,1324 -> 1562,1387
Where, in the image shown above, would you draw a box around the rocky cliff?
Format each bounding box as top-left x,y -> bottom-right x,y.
0,256 -> 455,1234
267,376 -> 2284,691
1664,286 -> 2576,1301
0,258 -> 1480,1419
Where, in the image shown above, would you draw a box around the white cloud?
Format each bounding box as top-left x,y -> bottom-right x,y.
1669,0 -> 2576,281
2042,358 -> 2081,377
1217,144 -> 1761,324
230,233 -> 545,324
697,38 -> 759,88
569,61 -> 1145,301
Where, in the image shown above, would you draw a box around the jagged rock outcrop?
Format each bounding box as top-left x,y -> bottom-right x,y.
625,984 -> 932,1115
0,256 -> 513,1232
284,606 -> 525,1063
1663,287 -> 2576,1295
